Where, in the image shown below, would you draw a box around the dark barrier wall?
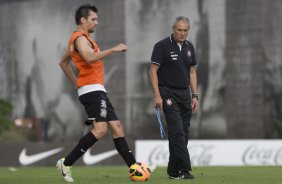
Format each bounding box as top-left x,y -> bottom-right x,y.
0,140 -> 134,166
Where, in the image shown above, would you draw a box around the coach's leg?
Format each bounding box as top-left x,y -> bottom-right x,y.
181,89 -> 192,145
163,98 -> 190,175
179,102 -> 192,171
109,120 -> 136,167
164,104 -> 185,176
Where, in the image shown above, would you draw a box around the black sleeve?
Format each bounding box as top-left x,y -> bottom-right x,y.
150,42 -> 164,65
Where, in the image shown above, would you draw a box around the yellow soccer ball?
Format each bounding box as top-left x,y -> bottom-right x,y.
128,162 -> 151,182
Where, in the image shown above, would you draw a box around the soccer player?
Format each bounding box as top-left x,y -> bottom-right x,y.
149,16 -> 198,179
56,4 -> 155,182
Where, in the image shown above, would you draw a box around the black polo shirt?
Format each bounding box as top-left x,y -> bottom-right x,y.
151,34 -> 197,89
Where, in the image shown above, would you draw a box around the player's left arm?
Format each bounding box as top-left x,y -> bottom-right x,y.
189,66 -> 198,113
75,36 -> 127,64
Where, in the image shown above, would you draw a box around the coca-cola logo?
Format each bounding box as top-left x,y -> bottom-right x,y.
189,144 -> 213,165
243,145 -> 282,165
147,144 -> 213,166
148,145 -> 169,165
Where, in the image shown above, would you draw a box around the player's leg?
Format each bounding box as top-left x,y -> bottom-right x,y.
106,94 -> 156,172
106,97 -> 136,167
56,158 -> 74,182
64,91 -> 109,166
56,91 -> 108,182
110,122 -> 136,168
109,120 -> 156,172
108,120 -> 124,138
64,122 -> 107,162
57,122 -> 107,182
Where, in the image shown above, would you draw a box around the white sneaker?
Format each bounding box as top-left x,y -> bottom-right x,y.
148,164 -> 157,173
56,158 -> 74,182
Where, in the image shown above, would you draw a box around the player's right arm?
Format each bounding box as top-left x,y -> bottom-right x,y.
149,63 -> 163,111
59,45 -> 77,86
75,36 -> 127,64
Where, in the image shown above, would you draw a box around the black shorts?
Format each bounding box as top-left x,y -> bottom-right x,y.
79,91 -> 118,123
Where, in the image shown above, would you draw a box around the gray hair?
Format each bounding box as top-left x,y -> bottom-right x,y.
172,16 -> 190,28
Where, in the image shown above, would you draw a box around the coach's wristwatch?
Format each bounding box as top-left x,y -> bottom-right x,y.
192,93 -> 199,100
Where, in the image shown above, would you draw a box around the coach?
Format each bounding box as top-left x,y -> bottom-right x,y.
149,16 -> 199,179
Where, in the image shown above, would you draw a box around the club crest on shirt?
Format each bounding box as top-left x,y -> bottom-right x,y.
166,98 -> 173,106
187,50 -> 191,57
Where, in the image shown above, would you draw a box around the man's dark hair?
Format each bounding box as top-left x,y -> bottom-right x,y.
75,4 -> 98,25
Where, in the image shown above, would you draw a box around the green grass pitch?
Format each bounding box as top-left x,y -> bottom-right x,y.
0,166 -> 282,184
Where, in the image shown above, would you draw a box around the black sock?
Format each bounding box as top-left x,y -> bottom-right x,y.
114,137 -> 136,167
64,132 -> 97,166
